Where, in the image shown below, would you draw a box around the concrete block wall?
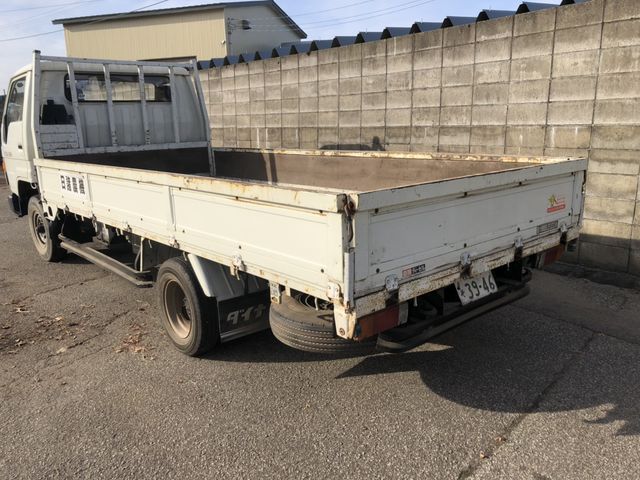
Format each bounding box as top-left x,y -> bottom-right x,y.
201,0 -> 640,276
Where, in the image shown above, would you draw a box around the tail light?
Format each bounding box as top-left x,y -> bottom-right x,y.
354,302 -> 409,341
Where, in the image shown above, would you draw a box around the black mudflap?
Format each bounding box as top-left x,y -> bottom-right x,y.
217,290 -> 271,342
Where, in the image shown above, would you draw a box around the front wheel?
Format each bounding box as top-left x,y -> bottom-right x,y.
157,257 -> 218,356
27,196 -> 66,262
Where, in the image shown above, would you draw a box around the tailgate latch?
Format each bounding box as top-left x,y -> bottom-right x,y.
460,252 -> 472,277
230,254 -> 245,279
514,236 -> 524,261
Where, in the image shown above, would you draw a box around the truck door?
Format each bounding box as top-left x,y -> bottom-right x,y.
1,75 -> 29,192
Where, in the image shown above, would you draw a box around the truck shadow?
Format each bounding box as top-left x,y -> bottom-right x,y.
344,314 -> 640,437
210,312 -> 640,436
209,330 -> 372,362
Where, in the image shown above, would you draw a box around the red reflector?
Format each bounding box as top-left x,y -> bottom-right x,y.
354,305 -> 400,341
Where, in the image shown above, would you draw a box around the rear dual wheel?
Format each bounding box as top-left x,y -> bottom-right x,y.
269,293 -> 377,355
157,257 -> 219,357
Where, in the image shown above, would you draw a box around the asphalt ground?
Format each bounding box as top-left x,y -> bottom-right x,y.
1,179 -> 639,479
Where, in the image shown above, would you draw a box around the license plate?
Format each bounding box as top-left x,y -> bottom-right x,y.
454,271 -> 498,305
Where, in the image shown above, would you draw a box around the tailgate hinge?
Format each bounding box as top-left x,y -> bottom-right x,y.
269,281 -> 282,304
460,252 -> 472,277
342,195 -> 356,244
327,282 -> 341,300
385,274 -> 399,292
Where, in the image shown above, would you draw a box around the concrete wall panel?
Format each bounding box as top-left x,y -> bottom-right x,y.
204,0 -> 640,275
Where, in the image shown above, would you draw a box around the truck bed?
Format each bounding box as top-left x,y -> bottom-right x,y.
52,147 -> 545,192
212,149 -> 544,192
36,148 -> 586,337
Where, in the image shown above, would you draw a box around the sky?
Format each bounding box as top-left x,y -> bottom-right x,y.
0,0 -> 560,91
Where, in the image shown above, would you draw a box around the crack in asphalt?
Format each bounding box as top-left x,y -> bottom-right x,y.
6,273 -> 111,305
456,331 -> 598,480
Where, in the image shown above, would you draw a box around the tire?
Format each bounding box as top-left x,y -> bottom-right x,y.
157,257 -> 218,356
27,196 -> 66,262
269,294 -> 377,355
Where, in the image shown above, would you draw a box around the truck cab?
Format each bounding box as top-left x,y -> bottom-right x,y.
3,68 -> 36,214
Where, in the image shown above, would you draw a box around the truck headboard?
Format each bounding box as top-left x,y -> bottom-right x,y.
33,53 -> 211,164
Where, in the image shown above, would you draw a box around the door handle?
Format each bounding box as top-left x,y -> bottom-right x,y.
17,144 -> 22,150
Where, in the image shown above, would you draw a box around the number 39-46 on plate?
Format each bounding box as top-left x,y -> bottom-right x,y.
454,271 -> 498,305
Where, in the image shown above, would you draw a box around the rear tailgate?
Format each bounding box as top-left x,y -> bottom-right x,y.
350,159 -> 586,307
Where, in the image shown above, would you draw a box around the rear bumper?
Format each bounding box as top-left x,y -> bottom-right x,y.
376,279 -> 531,353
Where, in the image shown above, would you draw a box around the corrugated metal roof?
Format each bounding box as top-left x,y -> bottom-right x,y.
332,36 -> 357,47
200,0 -> 587,69
356,32 -> 383,43
195,57 -> 226,69
272,46 -> 291,57
381,27 -> 412,39
477,9 -> 517,21
517,1 -> 558,12
223,55 -> 241,65
256,49 -> 274,60
410,22 -> 442,34
310,40 -> 333,51
442,16 -> 477,27
281,40 -> 312,49
290,42 -> 312,54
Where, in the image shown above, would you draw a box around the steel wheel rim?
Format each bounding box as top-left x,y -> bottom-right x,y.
163,279 -> 193,339
32,211 -> 48,245
294,292 -> 332,311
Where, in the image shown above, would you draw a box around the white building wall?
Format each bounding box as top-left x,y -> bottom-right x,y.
224,5 -> 303,56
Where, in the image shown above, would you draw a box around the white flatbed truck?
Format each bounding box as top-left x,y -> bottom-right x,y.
2,52 -> 587,356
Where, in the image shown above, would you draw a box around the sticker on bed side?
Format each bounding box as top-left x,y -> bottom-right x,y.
547,194 -> 566,213
402,264 -> 426,279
